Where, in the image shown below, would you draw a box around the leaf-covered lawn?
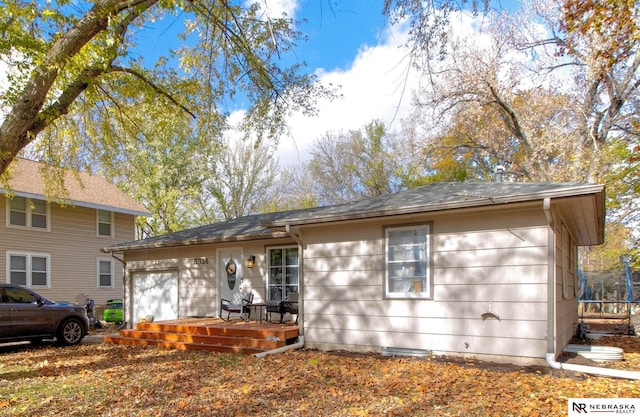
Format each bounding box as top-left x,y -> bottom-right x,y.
0,336 -> 638,417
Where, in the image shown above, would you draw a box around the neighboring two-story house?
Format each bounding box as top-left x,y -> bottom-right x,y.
0,158 -> 149,307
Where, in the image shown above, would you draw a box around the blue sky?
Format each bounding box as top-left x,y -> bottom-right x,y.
237,0 -> 419,165
0,1 -> 477,165
123,1 -> 405,165
293,1 -> 390,71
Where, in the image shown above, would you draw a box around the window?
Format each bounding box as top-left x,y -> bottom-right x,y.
98,259 -> 114,288
97,210 -> 113,237
4,286 -> 39,303
7,196 -> 49,230
7,252 -> 50,288
385,224 -> 432,299
267,246 -> 299,301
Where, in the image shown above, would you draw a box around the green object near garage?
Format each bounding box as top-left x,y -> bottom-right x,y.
103,299 -> 123,324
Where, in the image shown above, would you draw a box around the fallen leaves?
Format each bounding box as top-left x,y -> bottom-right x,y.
0,338 -> 638,416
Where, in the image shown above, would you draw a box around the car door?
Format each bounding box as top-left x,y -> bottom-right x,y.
4,286 -> 50,338
0,287 -> 12,338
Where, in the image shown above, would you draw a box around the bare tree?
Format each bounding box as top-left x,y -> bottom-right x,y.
202,137 -> 277,221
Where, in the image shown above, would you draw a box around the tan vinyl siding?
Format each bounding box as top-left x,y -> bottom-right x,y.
122,239 -> 293,320
554,217 -> 579,354
0,199 -> 135,306
302,204 -> 551,360
125,246 -> 215,319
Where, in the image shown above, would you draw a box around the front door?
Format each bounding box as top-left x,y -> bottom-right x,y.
218,248 -> 244,317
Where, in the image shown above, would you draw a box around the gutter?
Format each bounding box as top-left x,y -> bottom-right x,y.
543,198 -> 640,380
253,336 -> 304,358
263,184 -> 605,228
286,225 -> 303,247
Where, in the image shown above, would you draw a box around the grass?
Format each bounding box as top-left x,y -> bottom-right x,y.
0,336 -> 638,416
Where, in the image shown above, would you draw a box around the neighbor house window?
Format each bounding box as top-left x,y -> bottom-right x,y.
267,246 -> 299,301
97,210 -> 113,237
385,224 -> 432,299
7,252 -> 50,288
98,259 -> 114,288
7,196 -> 49,230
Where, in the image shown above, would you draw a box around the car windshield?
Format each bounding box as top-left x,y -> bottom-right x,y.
5,287 -> 39,303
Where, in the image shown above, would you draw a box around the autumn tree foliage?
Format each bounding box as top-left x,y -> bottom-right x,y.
0,0 -> 327,175
381,0 -> 640,264
306,120 -> 400,205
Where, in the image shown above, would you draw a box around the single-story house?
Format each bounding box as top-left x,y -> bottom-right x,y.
105,182 -> 605,364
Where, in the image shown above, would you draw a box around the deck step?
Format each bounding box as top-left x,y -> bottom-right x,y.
103,318 -> 299,355
135,322 -> 298,340
115,330 -> 285,349
104,335 -> 266,354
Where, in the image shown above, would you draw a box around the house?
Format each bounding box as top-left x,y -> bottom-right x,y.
105,182 -> 605,364
1,158 -> 150,307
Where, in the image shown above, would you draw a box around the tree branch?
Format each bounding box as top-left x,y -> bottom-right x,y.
111,66 -> 197,118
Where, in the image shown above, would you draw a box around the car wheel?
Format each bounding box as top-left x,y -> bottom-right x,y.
57,318 -> 84,346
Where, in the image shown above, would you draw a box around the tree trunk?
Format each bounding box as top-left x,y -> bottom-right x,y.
0,0 -> 158,174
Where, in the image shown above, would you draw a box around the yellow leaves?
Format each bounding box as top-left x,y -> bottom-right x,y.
2,341 -> 640,416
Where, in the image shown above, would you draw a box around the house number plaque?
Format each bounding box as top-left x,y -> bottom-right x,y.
193,257 -> 209,265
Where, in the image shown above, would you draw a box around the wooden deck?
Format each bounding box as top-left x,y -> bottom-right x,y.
104,318 -> 300,354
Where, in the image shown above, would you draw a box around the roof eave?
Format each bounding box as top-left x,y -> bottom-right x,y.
104,231 -> 290,253
263,185 -> 606,228
1,189 -> 151,217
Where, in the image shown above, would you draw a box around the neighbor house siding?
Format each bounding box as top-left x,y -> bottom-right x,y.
302,203 -> 551,361
0,201 -> 131,305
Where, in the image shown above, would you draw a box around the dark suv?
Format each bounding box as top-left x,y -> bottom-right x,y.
0,284 -> 89,346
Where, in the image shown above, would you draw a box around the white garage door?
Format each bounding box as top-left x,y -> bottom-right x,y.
132,271 -> 178,324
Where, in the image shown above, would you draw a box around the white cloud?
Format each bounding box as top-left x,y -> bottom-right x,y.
248,0 -> 299,18
277,23 -> 419,166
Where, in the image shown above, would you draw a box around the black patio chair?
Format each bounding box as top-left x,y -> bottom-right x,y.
220,292 -> 254,322
281,292 -> 299,324
266,292 -> 299,323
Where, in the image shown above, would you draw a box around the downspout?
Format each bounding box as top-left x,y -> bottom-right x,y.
286,224 -> 304,340
285,224 -> 303,247
253,336 -> 305,358
253,224 -> 306,358
543,199 -> 640,380
543,198 -> 556,359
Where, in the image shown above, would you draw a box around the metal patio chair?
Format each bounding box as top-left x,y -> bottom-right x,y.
220,292 -> 254,322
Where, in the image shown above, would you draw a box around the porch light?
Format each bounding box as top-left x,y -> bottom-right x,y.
246,255 -> 256,268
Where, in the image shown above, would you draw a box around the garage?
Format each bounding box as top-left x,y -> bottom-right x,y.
132,271 -> 178,323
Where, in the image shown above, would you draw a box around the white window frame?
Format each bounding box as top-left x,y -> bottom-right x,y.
6,196 -> 50,231
267,246 -> 299,301
97,209 -> 114,237
6,251 -> 51,288
97,258 -> 115,288
385,223 -> 433,299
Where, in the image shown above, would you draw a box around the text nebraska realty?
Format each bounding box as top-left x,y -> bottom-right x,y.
573,402 -> 636,414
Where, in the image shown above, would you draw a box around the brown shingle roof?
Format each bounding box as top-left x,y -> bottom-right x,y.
106,181 -> 604,252
1,158 -> 149,216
